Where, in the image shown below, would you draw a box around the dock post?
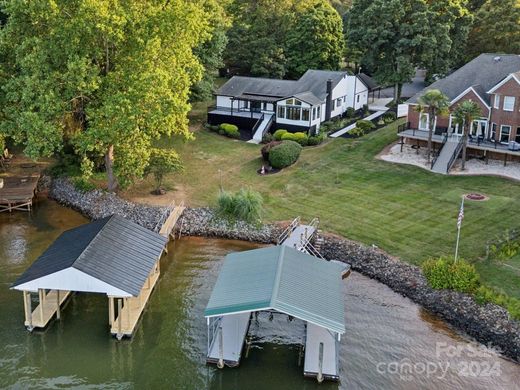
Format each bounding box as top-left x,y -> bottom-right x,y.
108,297 -> 114,326
56,290 -> 61,320
317,342 -> 324,383
23,291 -> 33,331
217,326 -> 224,369
38,289 -> 44,324
117,298 -> 123,340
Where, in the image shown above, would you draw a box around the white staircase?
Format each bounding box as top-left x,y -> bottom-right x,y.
248,113 -> 273,144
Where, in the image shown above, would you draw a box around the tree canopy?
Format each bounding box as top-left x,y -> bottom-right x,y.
465,0 -> 520,60
0,0 -> 212,191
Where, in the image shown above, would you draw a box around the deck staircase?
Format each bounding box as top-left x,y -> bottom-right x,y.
431,135 -> 464,174
248,113 -> 274,144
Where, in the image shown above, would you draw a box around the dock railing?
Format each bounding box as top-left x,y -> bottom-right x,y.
277,216 -> 301,245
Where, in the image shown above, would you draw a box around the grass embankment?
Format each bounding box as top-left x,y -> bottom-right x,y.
122,117 -> 520,300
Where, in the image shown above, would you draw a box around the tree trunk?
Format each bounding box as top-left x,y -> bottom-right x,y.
461,125 -> 468,171
426,108 -> 435,164
394,83 -> 399,102
105,144 -> 118,192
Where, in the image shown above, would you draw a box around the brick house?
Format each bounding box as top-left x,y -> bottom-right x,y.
399,54 -> 520,173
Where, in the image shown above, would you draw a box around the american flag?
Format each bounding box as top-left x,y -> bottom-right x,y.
457,199 -> 465,229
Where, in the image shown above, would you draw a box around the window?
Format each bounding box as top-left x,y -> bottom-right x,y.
494,95 -> 500,109
286,98 -> 294,105
286,107 -> 301,121
490,123 -> 497,140
312,107 -> 316,121
332,100 -> 335,110
516,128 -> 520,144
336,98 -> 342,107
503,96 -> 516,111
500,125 -> 511,143
419,113 -> 429,130
277,106 -> 285,119
317,106 -> 320,119
356,95 -> 360,103
302,109 -> 310,121
343,96 -> 346,102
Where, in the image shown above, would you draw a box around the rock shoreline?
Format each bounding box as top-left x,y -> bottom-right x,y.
47,177 -> 520,362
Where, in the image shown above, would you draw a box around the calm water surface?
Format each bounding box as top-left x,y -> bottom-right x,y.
0,198 -> 519,389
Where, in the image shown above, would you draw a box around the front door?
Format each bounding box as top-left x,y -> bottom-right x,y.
250,101 -> 262,113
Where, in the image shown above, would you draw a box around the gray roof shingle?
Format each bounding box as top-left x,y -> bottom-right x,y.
12,215 -> 167,296
217,69 -> 350,104
408,54 -> 520,105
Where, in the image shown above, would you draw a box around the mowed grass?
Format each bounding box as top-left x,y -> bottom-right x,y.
141,119 -> 520,298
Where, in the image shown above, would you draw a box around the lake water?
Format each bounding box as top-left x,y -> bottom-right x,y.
1,198 -> 519,389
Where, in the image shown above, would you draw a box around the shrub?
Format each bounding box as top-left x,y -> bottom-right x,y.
320,121 -> 334,133
474,286 -> 520,320
362,104 -> 369,115
308,134 -> 324,146
292,132 -> 309,146
72,177 -> 96,193
209,125 -> 220,132
422,256 -> 479,293
268,140 -> 302,169
216,188 -> 263,223
261,141 -> 281,161
273,129 -> 288,141
262,132 -> 273,144
281,132 -> 297,141
219,123 -> 240,138
382,111 -> 397,123
349,127 -> 365,137
356,119 -> 376,132
145,148 -> 183,193
345,107 -> 356,118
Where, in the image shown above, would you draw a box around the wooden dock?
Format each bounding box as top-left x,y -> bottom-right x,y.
23,289 -> 71,331
159,201 -> 185,238
0,175 -> 39,213
110,261 -> 161,339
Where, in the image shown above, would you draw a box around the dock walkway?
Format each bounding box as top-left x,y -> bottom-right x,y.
207,313 -> 251,367
304,323 -> 340,381
0,175 -> 39,213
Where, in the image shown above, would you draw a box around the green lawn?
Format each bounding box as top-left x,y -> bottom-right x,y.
133,119 -> 520,298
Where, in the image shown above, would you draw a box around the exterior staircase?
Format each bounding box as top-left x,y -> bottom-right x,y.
248,113 -> 274,144
431,135 -> 464,174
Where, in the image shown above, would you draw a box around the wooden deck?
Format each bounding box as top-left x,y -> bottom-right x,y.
0,175 -> 39,213
110,262 -> 160,339
24,289 -> 72,330
159,202 -> 185,238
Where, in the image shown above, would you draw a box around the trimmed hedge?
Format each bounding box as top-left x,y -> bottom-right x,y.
268,140 -> 302,169
281,131 -> 308,146
273,129 -> 288,141
219,123 -> 240,139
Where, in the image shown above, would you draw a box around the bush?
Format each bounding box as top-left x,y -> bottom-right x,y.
72,177 -> 96,193
273,129 -> 288,141
422,256 -> 480,293
281,132 -> 297,141
320,121 -> 334,133
280,132 -> 308,146
362,104 -> 369,115
219,123 -> 240,138
145,148 -> 183,192
349,127 -> 365,137
216,188 -> 263,223
382,111 -> 397,123
474,286 -> 520,320
261,141 -> 281,161
268,140 -> 302,169
308,134 -> 324,146
262,132 -> 273,144
345,107 -> 356,118
356,119 -> 376,132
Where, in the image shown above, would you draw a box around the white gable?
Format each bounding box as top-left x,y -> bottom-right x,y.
12,267 -> 132,297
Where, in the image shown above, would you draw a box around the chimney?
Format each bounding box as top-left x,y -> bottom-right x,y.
325,79 -> 333,121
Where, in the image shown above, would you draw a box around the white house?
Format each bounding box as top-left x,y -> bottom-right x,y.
208,70 -> 371,142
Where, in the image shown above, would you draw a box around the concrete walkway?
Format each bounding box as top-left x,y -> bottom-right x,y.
329,110 -> 388,138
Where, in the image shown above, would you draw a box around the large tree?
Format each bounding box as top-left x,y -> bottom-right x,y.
285,0 -> 345,78
452,100 -> 482,170
348,0 -> 433,101
416,89 -> 450,163
0,0 -> 211,191
465,0 -> 520,60
190,0 -> 231,102
224,0 -> 293,78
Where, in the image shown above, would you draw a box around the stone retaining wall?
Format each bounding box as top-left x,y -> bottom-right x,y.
46,177 -> 520,362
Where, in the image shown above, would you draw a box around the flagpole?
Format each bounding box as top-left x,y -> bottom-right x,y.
454,197 -> 465,263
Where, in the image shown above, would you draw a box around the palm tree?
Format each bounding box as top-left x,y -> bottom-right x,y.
452,100 -> 482,170
416,89 -> 450,163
